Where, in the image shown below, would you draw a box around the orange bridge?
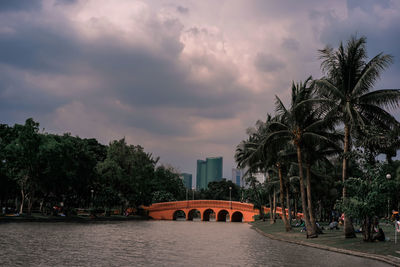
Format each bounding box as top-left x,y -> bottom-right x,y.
145,200 -> 264,222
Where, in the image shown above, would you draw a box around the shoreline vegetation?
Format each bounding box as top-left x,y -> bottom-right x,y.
0,213 -> 148,223
251,219 -> 400,266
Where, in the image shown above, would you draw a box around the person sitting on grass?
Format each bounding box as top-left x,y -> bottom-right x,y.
373,228 -> 385,242
294,218 -> 305,227
316,222 -> 324,234
328,220 -> 339,230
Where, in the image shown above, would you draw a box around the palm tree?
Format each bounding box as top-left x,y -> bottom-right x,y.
235,126 -> 270,221
271,144 -> 293,231
264,77 -> 335,238
235,117 -> 292,230
315,35 -> 400,237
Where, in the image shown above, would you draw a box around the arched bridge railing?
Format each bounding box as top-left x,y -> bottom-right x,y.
147,200 -> 257,212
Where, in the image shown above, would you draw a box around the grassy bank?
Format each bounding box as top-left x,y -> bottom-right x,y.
0,213 -> 148,223
252,220 -> 400,265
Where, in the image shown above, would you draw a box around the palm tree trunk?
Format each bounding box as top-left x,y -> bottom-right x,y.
269,194 -> 274,223
306,163 -> 318,237
27,192 -> 34,216
278,164 -> 291,231
273,189 -> 277,223
343,124 -> 356,238
286,184 -> 292,225
296,145 -> 314,238
19,189 -> 25,214
267,172 -> 274,223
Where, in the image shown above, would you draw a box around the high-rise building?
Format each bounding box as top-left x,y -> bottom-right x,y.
206,157 -> 222,185
196,157 -> 223,190
181,173 -> 192,189
231,168 -> 244,186
196,160 -> 207,190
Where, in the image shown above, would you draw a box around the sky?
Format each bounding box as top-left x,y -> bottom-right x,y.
1,0 -> 399,186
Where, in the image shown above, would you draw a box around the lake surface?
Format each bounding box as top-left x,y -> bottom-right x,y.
0,221 -> 390,266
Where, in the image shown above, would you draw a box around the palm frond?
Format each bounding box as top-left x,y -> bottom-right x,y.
352,54 -> 393,96
359,89 -> 400,109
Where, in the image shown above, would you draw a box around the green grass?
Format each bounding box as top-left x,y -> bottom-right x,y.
252,220 -> 400,258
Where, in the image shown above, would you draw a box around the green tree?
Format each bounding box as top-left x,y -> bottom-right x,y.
152,166 -> 185,202
0,124 -> 18,210
316,35 -> 400,237
338,157 -> 393,241
96,138 -> 157,209
5,119 -> 41,215
205,179 -> 240,201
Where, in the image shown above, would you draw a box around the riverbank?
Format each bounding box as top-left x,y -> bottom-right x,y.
0,213 -> 148,223
251,220 -> 400,266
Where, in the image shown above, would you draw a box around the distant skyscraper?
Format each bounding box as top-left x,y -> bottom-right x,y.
196,157 -> 223,190
231,168 -> 244,186
181,173 -> 192,189
196,160 -> 207,190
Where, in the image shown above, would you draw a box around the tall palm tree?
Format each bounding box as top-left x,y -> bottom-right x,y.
269,142 -> 293,231
259,119 -> 293,231
315,35 -> 400,237
235,124 -> 270,221
235,116 -> 292,230
264,77 -> 334,238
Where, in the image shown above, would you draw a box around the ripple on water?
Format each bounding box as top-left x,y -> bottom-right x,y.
0,221 -> 391,267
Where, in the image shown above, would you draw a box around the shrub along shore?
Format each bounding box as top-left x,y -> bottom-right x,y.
0,213 -> 149,223
251,220 -> 400,266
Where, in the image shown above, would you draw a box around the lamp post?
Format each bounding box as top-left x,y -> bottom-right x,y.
192,187 -> 195,200
386,174 -> 391,218
90,189 -> 94,208
185,188 -> 188,208
229,186 -> 232,209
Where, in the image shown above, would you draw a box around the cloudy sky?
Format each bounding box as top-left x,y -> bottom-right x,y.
1,0 -> 399,185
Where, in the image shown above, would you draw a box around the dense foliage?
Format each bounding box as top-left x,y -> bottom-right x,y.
0,120 -> 186,215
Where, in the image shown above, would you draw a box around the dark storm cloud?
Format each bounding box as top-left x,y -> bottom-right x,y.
254,53 -> 285,72
281,38 -> 300,51
247,0 -> 333,19
0,0 -> 41,12
0,3 -> 252,138
0,66 -> 68,125
0,23 -> 81,73
176,6 -> 189,14
81,35 -> 249,111
347,0 -> 391,12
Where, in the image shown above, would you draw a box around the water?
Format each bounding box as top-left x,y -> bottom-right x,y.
0,221 -> 390,266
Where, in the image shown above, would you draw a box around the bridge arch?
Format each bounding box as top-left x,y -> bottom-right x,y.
173,210 -> 186,220
217,210 -> 230,222
188,209 -> 201,221
144,200 -> 264,222
231,211 -> 243,222
202,209 -> 215,221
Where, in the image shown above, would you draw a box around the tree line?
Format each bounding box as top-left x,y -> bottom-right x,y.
235,35 -> 400,241
0,120 -> 189,215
